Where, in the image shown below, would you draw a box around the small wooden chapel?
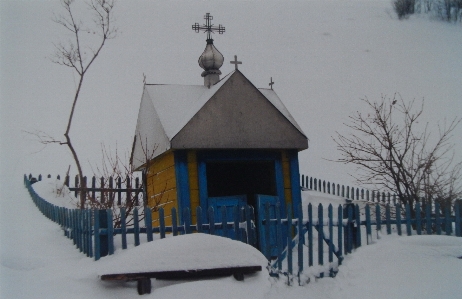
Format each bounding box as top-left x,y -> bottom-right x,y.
131,13 -> 308,245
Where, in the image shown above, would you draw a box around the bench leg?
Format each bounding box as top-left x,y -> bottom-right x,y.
137,278 -> 151,295
233,273 -> 244,281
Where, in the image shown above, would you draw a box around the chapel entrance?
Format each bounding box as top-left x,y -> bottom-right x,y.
205,160 -> 277,209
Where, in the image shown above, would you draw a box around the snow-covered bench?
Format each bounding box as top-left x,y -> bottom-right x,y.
101,265 -> 262,295
98,233 -> 267,295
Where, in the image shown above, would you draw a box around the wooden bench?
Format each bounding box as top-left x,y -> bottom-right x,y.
100,265 -> 262,295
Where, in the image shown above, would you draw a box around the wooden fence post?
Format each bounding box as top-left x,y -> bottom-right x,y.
455,200 -> 461,237
308,203 -> 313,267
121,208 -> 127,249
97,209 -> 108,258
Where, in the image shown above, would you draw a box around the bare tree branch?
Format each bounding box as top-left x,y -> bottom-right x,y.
333,94 -> 462,216
49,0 -> 117,208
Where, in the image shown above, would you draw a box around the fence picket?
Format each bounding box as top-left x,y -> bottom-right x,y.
287,205 -> 293,281
145,207 -> 153,242
337,205 -> 343,265
233,206 -> 240,241
365,204 -> 371,244
376,204 -> 382,233
455,201 -> 461,237
121,208 -> 127,249
435,202 -> 441,235
276,203 -> 283,271
445,205 -> 452,235
134,208 -> 140,246
172,207 -> 178,236
159,208 -> 166,239
94,209 -> 101,261
416,202 -> 422,235
396,204 -> 402,236
328,204 -> 333,265
318,204 -> 324,267
426,202 -> 432,235
346,205 -> 353,254
196,207 -> 203,233
298,204 -> 304,278
107,209 -> 114,255
222,206 -> 228,238
308,203 -> 313,267
208,207 -> 215,235
355,204 -> 361,247
386,204 -> 391,235
405,204 -> 411,236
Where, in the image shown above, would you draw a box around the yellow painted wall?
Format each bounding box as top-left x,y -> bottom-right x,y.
281,150 -> 292,206
187,151 -> 200,223
146,151 -> 177,227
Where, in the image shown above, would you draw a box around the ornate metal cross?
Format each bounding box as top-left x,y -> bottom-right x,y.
269,77 -> 275,90
230,55 -> 242,70
192,13 -> 225,41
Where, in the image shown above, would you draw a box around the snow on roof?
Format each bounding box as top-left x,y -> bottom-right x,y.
132,70 -> 307,168
145,71 -> 234,140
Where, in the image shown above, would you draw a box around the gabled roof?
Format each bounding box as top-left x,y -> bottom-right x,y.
131,70 -> 308,170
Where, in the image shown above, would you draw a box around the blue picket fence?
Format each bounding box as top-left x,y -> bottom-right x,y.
24,174 -> 257,261
24,174 -> 462,284
261,200 -> 462,284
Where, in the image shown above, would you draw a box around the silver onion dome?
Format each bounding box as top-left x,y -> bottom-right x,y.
198,39 -> 224,75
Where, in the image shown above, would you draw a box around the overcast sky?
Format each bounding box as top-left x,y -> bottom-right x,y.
1,0 -> 461,188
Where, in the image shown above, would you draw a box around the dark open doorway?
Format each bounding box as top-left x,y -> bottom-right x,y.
206,160 -> 277,208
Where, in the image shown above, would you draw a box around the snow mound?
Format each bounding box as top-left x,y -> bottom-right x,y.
31,178 -> 77,209
97,233 -> 268,276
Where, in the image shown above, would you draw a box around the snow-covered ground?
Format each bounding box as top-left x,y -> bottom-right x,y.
2,0 -> 462,298
1,178 -> 462,299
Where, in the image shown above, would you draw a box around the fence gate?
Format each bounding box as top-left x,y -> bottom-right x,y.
257,194 -> 284,258
208,195 -> 247,238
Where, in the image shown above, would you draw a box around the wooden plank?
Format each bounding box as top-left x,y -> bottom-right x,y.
445,205 -> 452,235
287,205 -> 293,280
183,208 -> 192,234
308,203 -> 313,267
386,204 -> 391,234
148,151 -> 175,174
159,208 -> 166,239
94,209 -> 101,261
208,206 -> 215,235
145,207 -> 153,242
435,202 -> 441,235
172,207 -> 178,236
318,204 -> 323,266
337,205 -> 342,264
298,204 -> 304,277
276,203 -> 283,271
121,208 -> 127,249
107,210 -> 114,255
396,204 -> 402,236
233,206 -> 240,241
416,202 -> 422,235
100,265 -> 262,281
355,204 -> 361,247
365,204 -> 372,244
405,203 -> 412,236
328,204 -> 333,264
426,202 -> 432,235
132,208 -> 139,246
376,204 -> 381,233
455,201 -> 461,237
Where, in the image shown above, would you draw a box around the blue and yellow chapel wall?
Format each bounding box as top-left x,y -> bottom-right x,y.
146,149 -> 302,226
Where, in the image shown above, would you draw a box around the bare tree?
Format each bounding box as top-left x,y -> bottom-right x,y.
45,0 -> 117,207
333,95 -> 461,217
